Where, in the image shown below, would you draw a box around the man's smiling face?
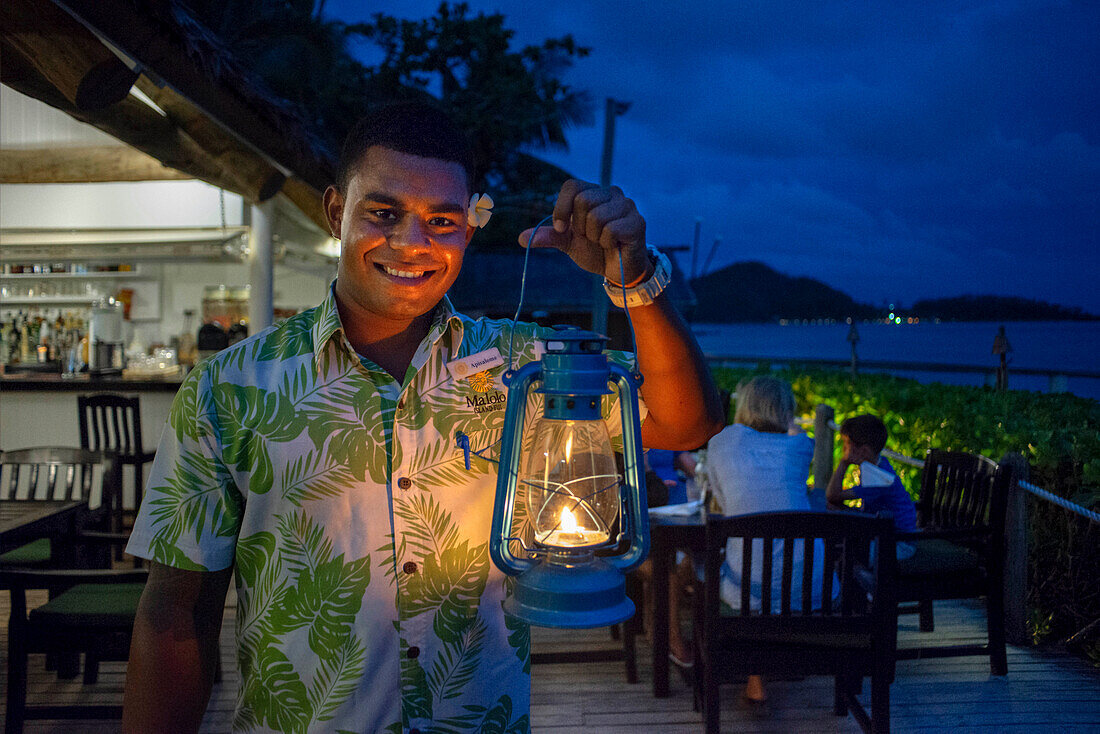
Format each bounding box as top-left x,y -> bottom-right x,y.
328,146 -> 473,328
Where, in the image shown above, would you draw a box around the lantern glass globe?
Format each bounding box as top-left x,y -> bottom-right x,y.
521,417 -> 620,550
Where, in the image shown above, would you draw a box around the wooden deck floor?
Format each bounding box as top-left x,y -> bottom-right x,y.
3,592 -> 1098,733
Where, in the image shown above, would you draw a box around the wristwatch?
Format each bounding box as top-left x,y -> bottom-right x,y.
603,245 -> 671,308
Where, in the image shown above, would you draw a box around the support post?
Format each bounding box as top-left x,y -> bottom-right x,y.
690,219 -> 701,280
1000,452 -> 1029,646
812,403 -> 836,494
847,322 -> 860,378
249,200 -> 275,332
592,97 -> 630,340
992,325 -> 1010,391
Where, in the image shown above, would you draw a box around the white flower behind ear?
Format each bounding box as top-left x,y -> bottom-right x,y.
468,193 -> 494,228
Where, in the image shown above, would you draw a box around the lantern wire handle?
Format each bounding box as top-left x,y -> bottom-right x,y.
508,214 -> 554,373
615,248 -> 641,370
507,214 -> 642,373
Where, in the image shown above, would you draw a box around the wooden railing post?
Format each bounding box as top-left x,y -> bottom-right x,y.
812,403 -> 836,494
1000,452 -> 1030,646
846,322 -> 860,378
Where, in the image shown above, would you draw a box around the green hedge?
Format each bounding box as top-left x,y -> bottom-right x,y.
711,365 -> 1100,660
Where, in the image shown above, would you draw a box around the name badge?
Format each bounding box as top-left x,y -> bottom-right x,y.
447,347 -> 505,380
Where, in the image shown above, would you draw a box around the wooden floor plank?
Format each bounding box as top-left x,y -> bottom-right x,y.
2,592 -> 1098,732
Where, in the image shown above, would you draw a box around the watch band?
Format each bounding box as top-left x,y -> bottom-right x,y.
603,246 -> 671,308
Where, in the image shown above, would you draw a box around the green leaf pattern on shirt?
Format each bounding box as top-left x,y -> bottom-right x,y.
127,293 -> 642,733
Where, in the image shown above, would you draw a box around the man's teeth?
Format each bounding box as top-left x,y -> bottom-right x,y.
383,266 -> 426,278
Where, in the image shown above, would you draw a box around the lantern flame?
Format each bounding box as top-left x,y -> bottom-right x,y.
560,507 -> 579,533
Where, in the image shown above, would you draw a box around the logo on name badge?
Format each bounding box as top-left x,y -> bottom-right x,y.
468,370 -> 495,392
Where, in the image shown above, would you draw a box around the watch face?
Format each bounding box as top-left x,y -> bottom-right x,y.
606,249 -> 671,307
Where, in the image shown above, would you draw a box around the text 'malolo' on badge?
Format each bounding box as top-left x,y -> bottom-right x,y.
448,348 -> 508,413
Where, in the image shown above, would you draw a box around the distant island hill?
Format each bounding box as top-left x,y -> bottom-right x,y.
688,261 -> 1098,323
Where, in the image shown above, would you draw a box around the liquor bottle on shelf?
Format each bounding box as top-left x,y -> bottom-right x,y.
178,309 -> 198,367
18,315 -> 31,363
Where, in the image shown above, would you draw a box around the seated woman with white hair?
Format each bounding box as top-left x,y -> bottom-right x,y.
703,375 -> 825,716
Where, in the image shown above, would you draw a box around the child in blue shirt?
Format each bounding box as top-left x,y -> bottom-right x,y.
826,414 -> 917,558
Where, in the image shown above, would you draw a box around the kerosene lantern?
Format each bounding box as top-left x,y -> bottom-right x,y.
489,328 -> 649,628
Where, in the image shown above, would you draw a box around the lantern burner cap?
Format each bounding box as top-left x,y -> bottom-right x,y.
543,549 -> 596,567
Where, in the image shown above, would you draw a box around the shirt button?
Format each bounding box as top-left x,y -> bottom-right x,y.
407,646 -> 420,659
403,561 -> 418,574
397,477 -> 412,490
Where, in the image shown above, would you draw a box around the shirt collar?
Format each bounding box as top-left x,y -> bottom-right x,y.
311,282 -> 466,371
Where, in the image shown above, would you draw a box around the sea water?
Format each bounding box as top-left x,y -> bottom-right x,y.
690,320 -> 1100,401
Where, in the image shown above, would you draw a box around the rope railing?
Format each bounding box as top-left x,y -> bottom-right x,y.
880,448 -> 926,469
1018,480 -> 1100,524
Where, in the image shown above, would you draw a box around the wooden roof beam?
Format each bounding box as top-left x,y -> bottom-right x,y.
1,46 -> 269,204
53,0 -> 334,193
133,77 -> 285,202
280,178 -> 330,234
0,0 -> 137,111
0,146 -> 191,183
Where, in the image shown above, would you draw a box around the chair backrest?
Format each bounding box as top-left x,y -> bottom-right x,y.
77,393 -> 144,457
917,449 -> 1008,532
703,511 -> 897,641
0,447 -> 118,508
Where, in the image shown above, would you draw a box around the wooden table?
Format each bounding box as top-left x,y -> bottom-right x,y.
0,499 -> 89,556
648,510 -> 706,698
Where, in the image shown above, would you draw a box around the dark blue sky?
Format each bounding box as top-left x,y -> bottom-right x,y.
327,1 -> 1099,313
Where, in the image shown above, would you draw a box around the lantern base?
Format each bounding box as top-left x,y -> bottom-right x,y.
504,557 -> 635,629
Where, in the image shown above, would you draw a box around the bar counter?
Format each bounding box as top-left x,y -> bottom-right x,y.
0,371 -> 185,392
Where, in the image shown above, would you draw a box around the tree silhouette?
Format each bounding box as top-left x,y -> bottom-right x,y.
180,1 -> 592,245
348,3 -> 593,245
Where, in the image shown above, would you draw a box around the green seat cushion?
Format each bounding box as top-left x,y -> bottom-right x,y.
898,538 -> 980,577
0,538 -> 52,567
29,582 -> 145,626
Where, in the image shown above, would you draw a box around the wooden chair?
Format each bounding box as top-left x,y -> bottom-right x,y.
0,449 -> 147,734
695,511 -> 897,734
895,449 -> 1011,675
77,393 -> 156,530
0,446 -> 119,568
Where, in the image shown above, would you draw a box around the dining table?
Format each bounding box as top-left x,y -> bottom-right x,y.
648,507 -> 707,698
0,499 -> 90,559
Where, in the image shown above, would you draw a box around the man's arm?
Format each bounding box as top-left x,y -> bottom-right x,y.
520,180 -> 725,450
123,562 -> 233,733
625,290 -> 725,449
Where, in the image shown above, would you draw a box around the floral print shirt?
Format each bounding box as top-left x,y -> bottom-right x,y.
127,287 -> 639,734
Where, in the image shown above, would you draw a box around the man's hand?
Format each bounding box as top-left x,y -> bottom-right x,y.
518,179 -> 725,451
518,179 -> 652,286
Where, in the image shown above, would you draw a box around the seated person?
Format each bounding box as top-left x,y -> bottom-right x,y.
646,448 -> 692,505
825,413 -> 917,558
702,375 -> 825,713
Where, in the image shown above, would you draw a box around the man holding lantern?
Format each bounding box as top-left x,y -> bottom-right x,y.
123,102 -> 723,733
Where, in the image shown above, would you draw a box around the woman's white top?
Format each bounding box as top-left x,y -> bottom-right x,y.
706,423 -> 828,612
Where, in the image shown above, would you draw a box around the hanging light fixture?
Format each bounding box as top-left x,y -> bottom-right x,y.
489,327 -> 649,628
